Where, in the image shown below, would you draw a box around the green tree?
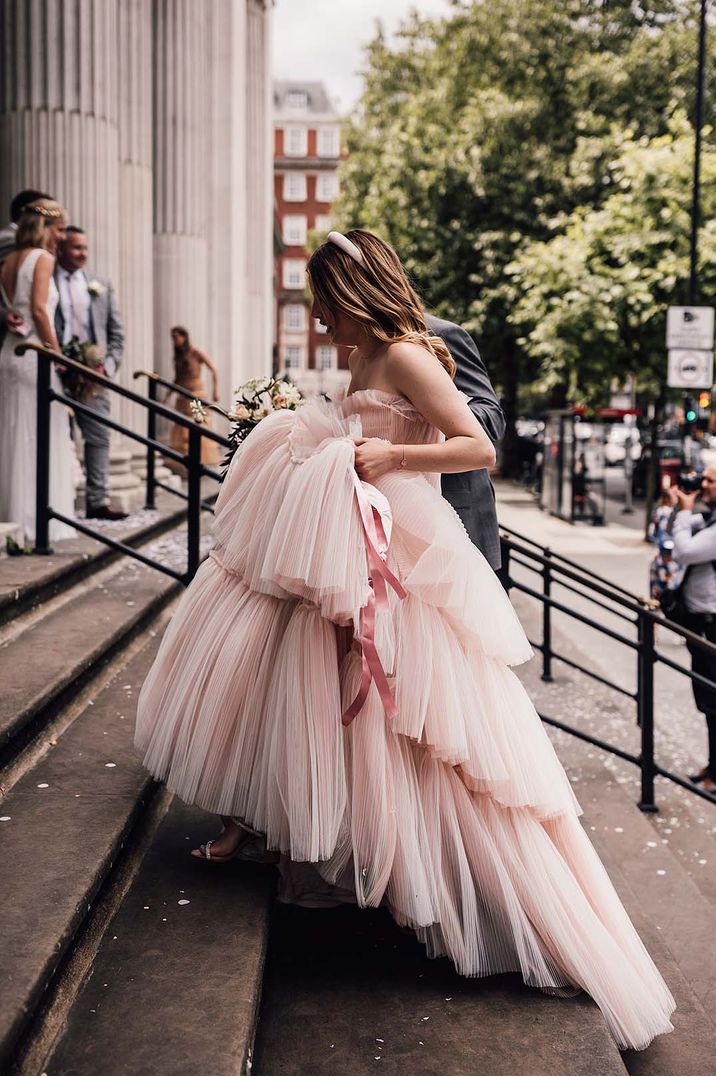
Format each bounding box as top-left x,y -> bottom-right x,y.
508,113 -> 716,406
335,0 -> 710,472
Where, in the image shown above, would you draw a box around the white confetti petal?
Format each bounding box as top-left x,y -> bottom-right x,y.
37,783 -> 48,788
656,869 -> 666,875
105,762 -> 116,768
0,816 -> 10,822
614,827 -> 624,833
178,899 -> 190,905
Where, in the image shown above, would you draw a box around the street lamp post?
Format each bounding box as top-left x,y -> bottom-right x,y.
689,0 -> 708,305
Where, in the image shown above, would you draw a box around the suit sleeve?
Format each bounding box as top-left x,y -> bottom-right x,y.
441,324 -> 505,444
104,283 -> 125,378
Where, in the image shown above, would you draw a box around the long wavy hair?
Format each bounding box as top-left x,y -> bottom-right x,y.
15,198 -> 67,250
306,228 -> 456,379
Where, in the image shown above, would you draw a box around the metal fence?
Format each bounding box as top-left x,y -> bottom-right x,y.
22,342 -> 229,584
501,525 -> 716,811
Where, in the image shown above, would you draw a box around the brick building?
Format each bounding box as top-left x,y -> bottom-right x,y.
273,80 -> 350,395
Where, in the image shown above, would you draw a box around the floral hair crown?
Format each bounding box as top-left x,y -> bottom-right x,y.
24,203 -> 63,219
327,230 -> 365,266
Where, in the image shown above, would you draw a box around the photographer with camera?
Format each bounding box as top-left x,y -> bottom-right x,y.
669,465 -> 716,793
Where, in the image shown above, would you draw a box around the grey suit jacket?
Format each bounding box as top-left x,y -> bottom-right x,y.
427,315 -> 505,570
53,268 -> 124,377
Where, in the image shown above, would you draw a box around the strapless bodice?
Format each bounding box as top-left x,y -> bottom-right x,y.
335,387 -> 443,447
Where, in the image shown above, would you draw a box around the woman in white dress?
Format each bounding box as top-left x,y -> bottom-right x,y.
0,198 -> 76,544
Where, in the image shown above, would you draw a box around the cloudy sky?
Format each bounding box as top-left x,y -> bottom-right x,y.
272,0 -> 453,112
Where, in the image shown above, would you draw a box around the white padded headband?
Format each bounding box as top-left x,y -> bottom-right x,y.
327,230 -> 365,266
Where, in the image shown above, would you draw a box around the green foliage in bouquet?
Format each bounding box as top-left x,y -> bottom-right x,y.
60,336 -> 105,403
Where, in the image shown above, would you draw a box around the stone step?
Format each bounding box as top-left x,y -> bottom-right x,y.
253,903 -> 626,1076
0,556 -> 179,768
0,633 -> 164,1073
41,800 -> 274,1076
0,498 -> 185,629
547,727 -> 716,1075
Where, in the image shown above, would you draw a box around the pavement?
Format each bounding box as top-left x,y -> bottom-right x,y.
495,476 -> 714,816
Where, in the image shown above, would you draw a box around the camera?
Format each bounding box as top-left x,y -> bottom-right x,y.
677,471 -> 703,494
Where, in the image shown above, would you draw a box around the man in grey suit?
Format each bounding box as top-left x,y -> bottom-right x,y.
54,226 -> 127,520
427,315 -> 505,571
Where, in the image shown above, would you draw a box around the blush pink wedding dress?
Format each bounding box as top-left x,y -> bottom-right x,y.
135,388 -> 675,1050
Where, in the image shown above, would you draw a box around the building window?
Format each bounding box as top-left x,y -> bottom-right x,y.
282,214 -> 307,246
316,173 -> 339,202
284,126 -> 308,157
317,345 -> 337,370
282,259 -> 306,289
285,345 -> 305,370
317,126 -> 340,158
283,173 -> 307,202
286,89 -> 308,111
314,214 -> 332,234
314,317 -> 328,335
284,304 -> 306,332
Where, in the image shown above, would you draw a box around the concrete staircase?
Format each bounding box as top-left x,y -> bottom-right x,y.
0,533 -> 714,1074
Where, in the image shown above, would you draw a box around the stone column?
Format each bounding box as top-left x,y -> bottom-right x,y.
152,0 -> 210,385
242,0 -> 274,383
0,0 -> 121,282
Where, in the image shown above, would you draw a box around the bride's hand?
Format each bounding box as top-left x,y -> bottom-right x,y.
352,437 -> 398,483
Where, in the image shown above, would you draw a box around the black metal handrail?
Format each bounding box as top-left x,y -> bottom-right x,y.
500,531 -> 716,811
19,342 -> 230,583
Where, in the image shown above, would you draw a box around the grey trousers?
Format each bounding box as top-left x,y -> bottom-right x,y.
75,392 -> 111,510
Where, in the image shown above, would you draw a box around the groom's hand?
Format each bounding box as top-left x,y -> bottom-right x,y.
353,437 -> 398,483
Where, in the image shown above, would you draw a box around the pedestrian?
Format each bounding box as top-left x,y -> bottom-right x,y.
54,226 -> 128,521
0,189 -> 53,346
166,327 -> 221,466
648,490 -> 683,603
669,465 -> 716,793
426,314 -> 505,571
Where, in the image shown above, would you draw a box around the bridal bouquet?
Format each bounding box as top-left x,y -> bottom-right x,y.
60,336 -> 105,403
221,376 -> 305,476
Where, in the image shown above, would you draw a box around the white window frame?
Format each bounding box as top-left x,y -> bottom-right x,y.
282,214 -> 307,246
286,89 -> 308,111
284,345 -> 305,370
317,126 -> 340,158
314,214 -> 332,234
284,126 -> 308,157
314,317 -> 328,335
282,259 -> 306,289
317,345 -> 338,371
283,173 -> 307,202
283,303 -> 306,332
316,172 -> 339,202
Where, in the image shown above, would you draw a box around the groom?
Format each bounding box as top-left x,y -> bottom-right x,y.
427,315 -> 505,572
54,226 -> 128,520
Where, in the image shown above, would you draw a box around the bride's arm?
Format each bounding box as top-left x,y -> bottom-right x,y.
30,252 -> 59,351
354,341 -> 496,482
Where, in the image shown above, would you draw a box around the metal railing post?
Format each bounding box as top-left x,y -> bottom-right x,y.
541,547 -> 553,681
186,426 -> 201,582
145,377 -> 157,510
34,351 -> 53,554
637,606 -> 658,812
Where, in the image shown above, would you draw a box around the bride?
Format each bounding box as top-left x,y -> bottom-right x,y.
0,197 -> 76,544
135,228 -> 675,1050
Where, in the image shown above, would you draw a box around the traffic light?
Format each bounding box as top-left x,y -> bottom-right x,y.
684,395 -> 697,424
697,390 -> 712,432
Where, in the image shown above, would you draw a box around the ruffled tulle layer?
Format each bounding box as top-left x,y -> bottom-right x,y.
135,393 -> 675,1050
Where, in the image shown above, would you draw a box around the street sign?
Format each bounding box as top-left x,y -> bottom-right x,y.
666,306 -> 715,350
667,348 -> 714,388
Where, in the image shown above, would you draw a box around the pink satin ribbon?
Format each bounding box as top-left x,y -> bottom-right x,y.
342,471 -> 407,726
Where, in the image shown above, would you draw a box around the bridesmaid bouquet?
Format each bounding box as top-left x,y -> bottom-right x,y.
60,336 -> 105,403
220,376 -> 305,477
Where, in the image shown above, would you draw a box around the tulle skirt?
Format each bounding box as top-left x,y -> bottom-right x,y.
136,399 -> 675,1050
